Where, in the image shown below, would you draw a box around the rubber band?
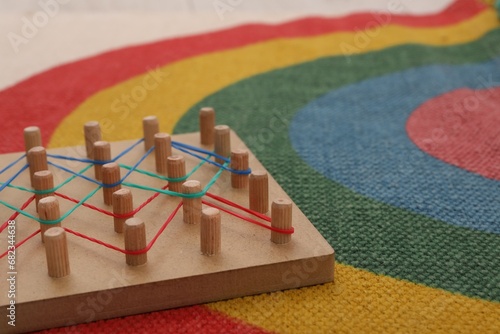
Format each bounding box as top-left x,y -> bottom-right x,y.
172,141 -> 229,162
122,161 -> 227,198
61,201 -> 183,255
172,143 -> 251,175
55,184 -> 169,219
48,161 -> 102,186
0,163 -> 29,192
0,229 -> 40,259
0,186 -> 99,226
0,153 -> 26,175
119,154 -> 207,182
2,164 -> 94,195
46,145 -> 153,189
206,192 -> 271,222
202,200 -> 294,234
0,195 -> 34,233
112,138 -> 144,162
103,145 -> 154,188
0,138 -> 295,258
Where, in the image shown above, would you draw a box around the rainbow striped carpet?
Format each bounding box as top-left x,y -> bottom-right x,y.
0,0 -> 499,332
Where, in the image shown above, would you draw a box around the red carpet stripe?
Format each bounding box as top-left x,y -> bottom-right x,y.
38,305 -> 272,334
407,87 -> 500,180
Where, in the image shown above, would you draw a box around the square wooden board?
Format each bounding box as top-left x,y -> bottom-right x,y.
0,131 -> 334,333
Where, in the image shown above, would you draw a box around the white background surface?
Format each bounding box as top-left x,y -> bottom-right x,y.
0,0 -> 453,89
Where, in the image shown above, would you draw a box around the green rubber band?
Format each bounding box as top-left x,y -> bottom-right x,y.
122,161 -> 228,199
118,155 -> 207,183
1,163 -> 94,195
0,154 -> 223,224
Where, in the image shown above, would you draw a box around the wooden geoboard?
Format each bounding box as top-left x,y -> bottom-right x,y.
0,130 -> 334,334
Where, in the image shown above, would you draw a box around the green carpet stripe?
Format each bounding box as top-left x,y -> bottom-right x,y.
174,28 -> 500,301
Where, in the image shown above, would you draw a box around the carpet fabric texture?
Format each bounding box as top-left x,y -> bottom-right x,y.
0,0 -> 498,333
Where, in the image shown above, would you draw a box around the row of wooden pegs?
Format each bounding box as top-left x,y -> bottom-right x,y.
20,107 -> 293,278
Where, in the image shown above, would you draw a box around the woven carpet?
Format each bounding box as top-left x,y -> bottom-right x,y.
1,0 -> 499,333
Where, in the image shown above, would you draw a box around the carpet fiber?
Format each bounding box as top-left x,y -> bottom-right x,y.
0,0 -> 499,333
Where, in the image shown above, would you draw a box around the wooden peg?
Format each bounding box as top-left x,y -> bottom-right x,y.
33,170 -> 54,212
199,107 -> 215,146
249,170 -> 269,214
167,155 -> 186,193
124,218 -> 147,266
84,121 -> 102,158
154,133 -> 172,174
24,126 -> 42,154
102,163 -> 121,206
38,196 -> 61,243
28,146 -> 48,187
201,208 -> 221,256
230,149 -> 249,189
182,180 -> 202,224
214,125 -> 231,164
271,198 -> 293,244
93,141 -> 111,181
44,227 -> 70,278
113,189 -> 134,233
143,116 -> 159,151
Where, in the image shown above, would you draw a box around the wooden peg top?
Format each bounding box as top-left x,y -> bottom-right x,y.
125,217 -> 144,228
28,146 -> 48,186
28,146 -> 46,156
24,126 -> 40,134
39,196 -> 61,219
167,155 -> 185,171
271,198 -> 293,244
124,217 -> 147,266
231,149 -> 249,189
249,170 -> 269,213
44,226 -> 65,239
273,198 -> 291,206
34,169 -> 52,180
143,115 -> 158,123
167,155 -> 186,192
214,125 -> 231,164
44,226 -> 70,277
84,121 -> 102,159
93,140 -> 110,151
250,170 -> 267,178
182,180 -> 201,192
200,107 -> 215,115
143,116 -> 160,151
214,125 -> 230,134
113,189 -> 133,233
182,180 -> 202,224
202,207 -> 220,218
93,141 -> 111,162
38,195 -> 61,242
154,133 -> 172,174
114,188 -> 132,198
24,126 -> 42,153
102,162 -> 121,183
84,121 -> 101,137
154,132 -> 170,140
93,141 -> 111,181
200,207 -> 221,256
199,107 -> 215,146
33,170 -> 54,199
84,120 -> 99,128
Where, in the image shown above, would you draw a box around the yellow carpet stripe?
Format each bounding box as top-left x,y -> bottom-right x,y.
208,264 -> 500,334
49,10 -> 497,148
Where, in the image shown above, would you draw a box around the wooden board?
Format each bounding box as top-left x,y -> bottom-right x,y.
0,131 -> 334,333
